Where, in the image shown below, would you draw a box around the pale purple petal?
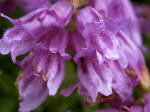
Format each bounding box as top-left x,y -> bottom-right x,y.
18,71 -> 48,112
40,28 -> 71,60
61,82 -> 80,97
0,0 -> 73,63
77,63 -> 99,101
108,61 -> 133,101
76,7 -> 126,61
89,0 -> 143,49
11,37 -> 36,63
144,104 -> 150,112
130,106 -> 144,112
119,31 -> 145,78
47,55 -> 65,95
144,91 -> 150,105
76,6 -> 100,34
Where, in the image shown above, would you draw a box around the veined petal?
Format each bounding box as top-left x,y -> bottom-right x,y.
70,31 -> 95,63
144,104 -> 150,112
144,91 -> 150,105
0,0 -> 73,63
47,56 -> 65,95
0,25 -> 36,63
89,0 -> 143,49
130,106 -> 144,112
78,60 -> 113,101
76,6 -> 100,34
78,62 -> 98,101
11,37 -> 36,63
41,28 -> 71,60
18,71 -> 48,112
119,31 -> 145,78
108,61 -> 133,101
76,7 -> 126,61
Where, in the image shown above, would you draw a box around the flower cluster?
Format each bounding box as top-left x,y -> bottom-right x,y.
0,0 -> 150,112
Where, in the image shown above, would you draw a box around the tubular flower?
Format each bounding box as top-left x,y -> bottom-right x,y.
17,28 -> 70,111
88,0 -> 144,50
95,90 -> 150,112
0,0 -> 150,112
62,30 -> 133,102
0,0 -> 73,63
0,0 -> 73,111
66,5 -> 145,102
17,70 -> 49,112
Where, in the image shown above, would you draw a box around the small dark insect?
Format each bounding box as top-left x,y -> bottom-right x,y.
79,57 -> 84,63
79,57 -> 87,73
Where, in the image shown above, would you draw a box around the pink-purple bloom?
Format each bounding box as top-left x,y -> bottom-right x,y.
0,0 -> 73,111
0,0 -> 150,111
95,90 -> 150,112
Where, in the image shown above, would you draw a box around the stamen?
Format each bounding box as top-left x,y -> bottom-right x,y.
33,64 -> 37,72
15,72 -> 23,87
33,64 -> 48,82
125,69 -> 137,78
40,70 -> 48,82
82,92 -> 116,105
140,66 -> 150,90
119,106 -> 130,111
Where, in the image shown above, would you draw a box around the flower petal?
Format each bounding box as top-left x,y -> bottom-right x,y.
18,71 -> 48,112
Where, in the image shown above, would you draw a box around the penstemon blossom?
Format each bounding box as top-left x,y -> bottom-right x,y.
0,0 -> 150,112
95,90 -> 150,112
0,1 -> 73,111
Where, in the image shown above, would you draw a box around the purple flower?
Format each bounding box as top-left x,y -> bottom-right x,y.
88,0 -> 144,50
61,30 -> 133,102
0,0 -> 149,111
61,2 -> 147,106
73,6 -> 143,100
17,71 -> 48,112
0,0 -> 73,111
75,6 -> 128,65
0,0 -> 73,63
16,27 -> 71,111
95,90 -> 150,112
15,50 -> 49,112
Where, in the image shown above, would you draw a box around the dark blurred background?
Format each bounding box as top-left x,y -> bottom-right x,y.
0,0 -> 150,112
